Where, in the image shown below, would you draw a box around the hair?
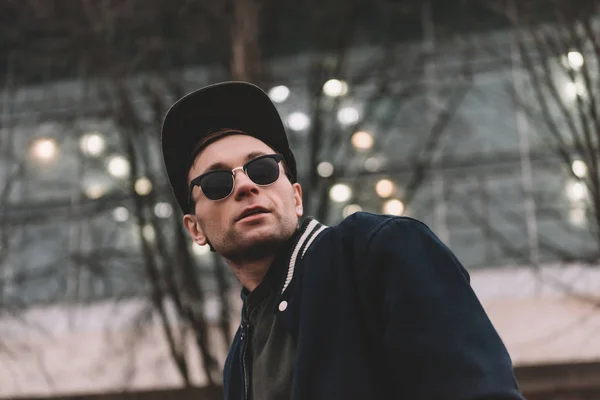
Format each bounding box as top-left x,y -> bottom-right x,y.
187,128 -> 294,212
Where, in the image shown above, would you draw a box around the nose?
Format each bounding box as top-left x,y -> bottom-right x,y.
232,168 -> 259,200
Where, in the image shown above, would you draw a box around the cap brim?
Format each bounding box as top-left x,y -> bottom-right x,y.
161,81 -> 296,214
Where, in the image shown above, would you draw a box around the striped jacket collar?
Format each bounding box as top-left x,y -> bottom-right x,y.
281,218 -> 328,295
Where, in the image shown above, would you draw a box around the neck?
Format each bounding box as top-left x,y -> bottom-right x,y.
225,254 -> 277,292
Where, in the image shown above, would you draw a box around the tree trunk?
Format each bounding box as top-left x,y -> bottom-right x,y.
231,0 -> 262,81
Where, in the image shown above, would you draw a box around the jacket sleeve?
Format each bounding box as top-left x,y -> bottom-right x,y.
361,217 -> 524,400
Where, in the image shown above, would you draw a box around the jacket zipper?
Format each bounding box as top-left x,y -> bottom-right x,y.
241,322 -> 250,400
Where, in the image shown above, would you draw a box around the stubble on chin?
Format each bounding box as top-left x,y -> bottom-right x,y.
219,233 -> 284,263
220,223 -> 295,263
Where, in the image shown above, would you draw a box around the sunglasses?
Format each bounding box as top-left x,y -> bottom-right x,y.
189,154 -> 284,203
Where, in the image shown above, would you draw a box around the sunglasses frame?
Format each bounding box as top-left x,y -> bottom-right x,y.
188,153 -> 284,206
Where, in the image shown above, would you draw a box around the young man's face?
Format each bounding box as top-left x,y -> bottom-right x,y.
183,134 -> 303,262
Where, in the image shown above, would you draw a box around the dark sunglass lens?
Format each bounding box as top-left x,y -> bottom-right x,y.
200,172 -> 233,200
247,157 -> 280,185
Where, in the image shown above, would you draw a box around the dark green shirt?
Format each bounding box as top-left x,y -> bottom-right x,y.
241,235 -> 297,400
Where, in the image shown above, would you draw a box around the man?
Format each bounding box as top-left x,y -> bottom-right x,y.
161,81 -> 524,400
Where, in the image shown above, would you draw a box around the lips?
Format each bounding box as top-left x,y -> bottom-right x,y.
236,206 -> 270,222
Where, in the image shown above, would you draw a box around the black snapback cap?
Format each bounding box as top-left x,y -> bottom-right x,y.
161,81 -> 297,214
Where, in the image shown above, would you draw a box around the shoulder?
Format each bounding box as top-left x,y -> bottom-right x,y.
334,213 -> 461,273
331,211 -> 436,244
347,213 -> 469,282
307,212 -> 440,260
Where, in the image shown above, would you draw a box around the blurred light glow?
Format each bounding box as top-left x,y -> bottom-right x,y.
329,183 -> 352,203
364,157 -> 382,172
343,204 -> 362,218
565,82 -> 585,100
107,156 -> 130,178
154,202 -> 173,218
268,85 -> 290,103
323,79 -> 348,97
351,131 -> 374,150
80,132 -> 105,156
567,51 -> 584,70
135,177 -> 153,196
383,199 -> 404,216
142,225 -> 155,242
85,183 -> 106,199
572,160 -> 587,178
113,206 -> 129,222
570,205 -> 586,226
31,138 -> 58,162
375,179 -> 395,198
317,161 -> 334,178
337,107 -> 360,125
565,83 -> 577,99
204,297 -> 222,323
193,243 -> 211,256
287,112 -> 310,131
567,181 -> 587,201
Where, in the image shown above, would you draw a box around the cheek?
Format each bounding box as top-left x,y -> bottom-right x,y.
197,204 -> 227,231
277,186 -> 299,212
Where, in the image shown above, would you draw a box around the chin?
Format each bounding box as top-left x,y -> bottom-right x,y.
235,215 -> 284,236
241,227 -> 284,246
222,234 -> 286,262
221,222 -> 294,260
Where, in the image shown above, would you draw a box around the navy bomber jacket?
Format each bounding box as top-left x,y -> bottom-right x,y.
223,212 -> 524,400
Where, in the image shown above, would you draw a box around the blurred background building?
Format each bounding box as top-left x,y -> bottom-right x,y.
1,0 -> 600,399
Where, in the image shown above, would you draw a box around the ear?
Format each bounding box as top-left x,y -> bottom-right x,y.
183,214 -> 208,246
292,183 -> 303,218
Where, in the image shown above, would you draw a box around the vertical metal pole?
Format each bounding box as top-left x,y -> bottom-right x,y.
509,2 -> 541,284
0,51 -> 15,303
